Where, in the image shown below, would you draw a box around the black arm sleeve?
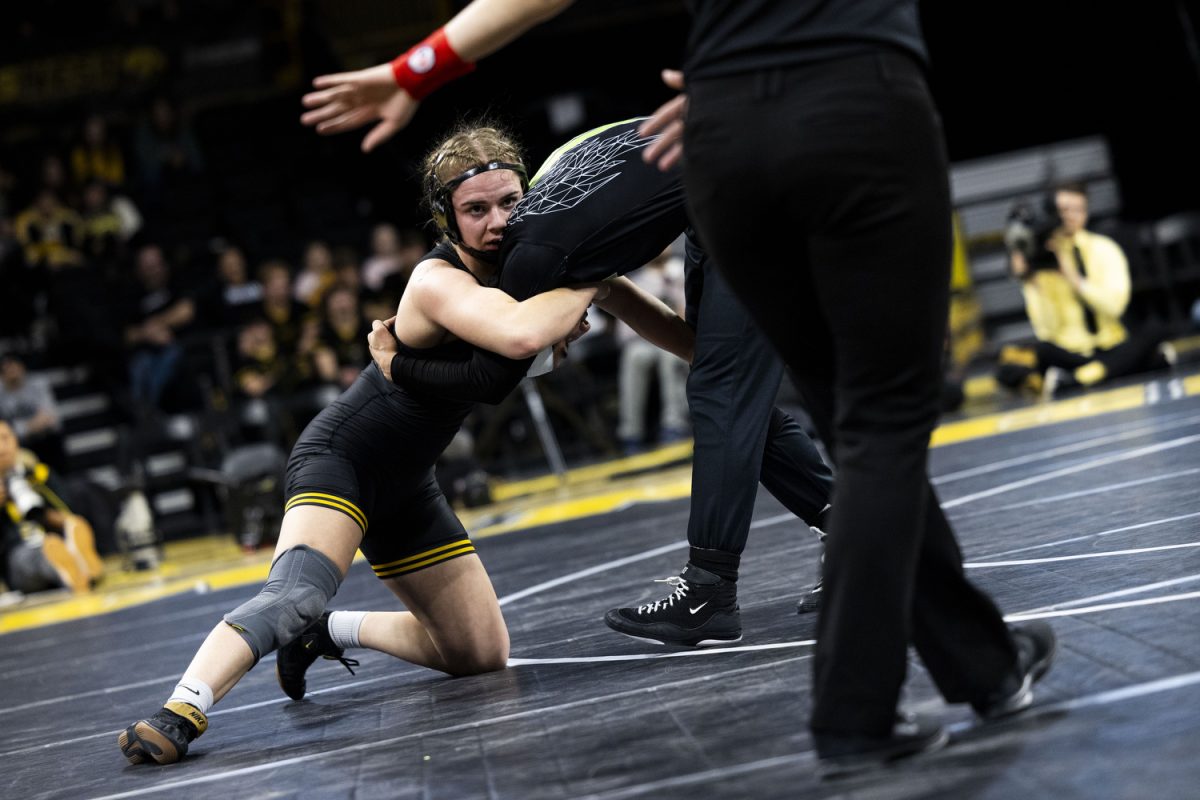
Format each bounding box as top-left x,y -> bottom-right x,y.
389,348 -> 534,405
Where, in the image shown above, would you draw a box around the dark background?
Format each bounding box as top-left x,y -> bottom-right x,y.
2,0 -> 1198,241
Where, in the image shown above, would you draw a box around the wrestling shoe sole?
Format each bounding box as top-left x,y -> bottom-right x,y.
118,721 -> 185,765
603,610 -> 741,647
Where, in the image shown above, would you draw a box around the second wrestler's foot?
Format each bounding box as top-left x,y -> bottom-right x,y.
798,519 -> 826,614
604,563 -> 741,647
797,578 -> 822,614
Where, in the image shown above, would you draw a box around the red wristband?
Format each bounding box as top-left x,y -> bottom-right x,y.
390,27 -> 475,101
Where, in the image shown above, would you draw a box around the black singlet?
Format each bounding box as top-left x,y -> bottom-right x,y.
290,244 -> 476,479
283,243 -> 483,577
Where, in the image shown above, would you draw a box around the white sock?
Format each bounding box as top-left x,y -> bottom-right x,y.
167,677 -> 214,714
328,610 -> 368,650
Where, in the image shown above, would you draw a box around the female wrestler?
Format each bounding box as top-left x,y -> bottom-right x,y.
118,122 -> 691,765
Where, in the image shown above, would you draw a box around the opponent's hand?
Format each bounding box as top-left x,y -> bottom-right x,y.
639,69 -> 686,171
368,317 -> 399,381
552,312 -> 591,370
566,311 -> 591,344
301,64 -> 420,152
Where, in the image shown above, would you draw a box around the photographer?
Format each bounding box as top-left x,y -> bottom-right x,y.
0,418 -> 103,595
1000,182 -> 1168,398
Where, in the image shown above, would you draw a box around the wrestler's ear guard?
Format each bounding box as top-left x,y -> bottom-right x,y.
426,161 -> 529,244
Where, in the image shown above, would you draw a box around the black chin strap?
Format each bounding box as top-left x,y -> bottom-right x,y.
458,243 -> 500,266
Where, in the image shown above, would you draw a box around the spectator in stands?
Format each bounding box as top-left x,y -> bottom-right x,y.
1004,183 -> 1169,398
0,353 -> 65,473
614,247 -> 690,453
360,222 -> 405,293
293,239 -> 336,308
122,244 -> 197,411
234,319 -> 295,400
0,418 -> 103,595
202,244 -> 263,329
40,154 -> 73,205
255,259 -> 315,356
334,243 -> 387,323
134,95 -> 204,197
79,181 -> 131,274
332,245 -> 363,295
13,189 -> 83,271
314,285 -> 370,389
71,114 -> 126,190
233,317 -> 320,446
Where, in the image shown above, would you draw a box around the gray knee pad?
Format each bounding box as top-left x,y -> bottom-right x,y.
224,545 -> 341,663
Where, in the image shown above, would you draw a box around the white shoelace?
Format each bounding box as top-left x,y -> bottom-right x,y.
637,576 -> 691,614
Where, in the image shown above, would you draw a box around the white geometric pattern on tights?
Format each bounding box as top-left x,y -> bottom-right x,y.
508,128 -> 655,226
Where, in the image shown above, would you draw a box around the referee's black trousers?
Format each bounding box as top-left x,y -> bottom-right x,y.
683,50 -> 1019,736
684,237 -> 834,555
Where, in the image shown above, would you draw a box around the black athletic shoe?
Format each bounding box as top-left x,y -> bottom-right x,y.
797,522 -> 827,615
814,711 -> 949,779
973,621 -> 1057,720
276,612 -> 359,701
797,578 -> 823,614
118,701 -> 208,765
604,563 -> 741,646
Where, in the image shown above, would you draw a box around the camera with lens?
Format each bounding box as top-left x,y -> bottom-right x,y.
5,469 -> 48,526
1004,197 -> 1061,275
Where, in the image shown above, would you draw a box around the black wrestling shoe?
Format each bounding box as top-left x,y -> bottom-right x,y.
797,577 -> 823,614
814,711 -> 949,779
276,612 -> 359,701
604,563 -> 741,647
973,621 -> 1057,720
797,519 -> 827,615
118,701 -> 208,765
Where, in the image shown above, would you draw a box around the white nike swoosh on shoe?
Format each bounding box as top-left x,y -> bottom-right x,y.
689,602 -> 708,614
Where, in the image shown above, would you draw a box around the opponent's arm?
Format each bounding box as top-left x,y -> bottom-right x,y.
595,276 -> 694,363
301,0 -> 575,152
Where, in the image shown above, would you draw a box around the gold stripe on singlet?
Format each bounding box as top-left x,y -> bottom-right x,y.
371,539 -> 476,578
284,492 -> 368,533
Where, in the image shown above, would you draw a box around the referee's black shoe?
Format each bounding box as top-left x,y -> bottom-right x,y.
604,563 -> 741,646
276,612 -> 359,700
973,621 -> 1057,720
814,711 -> 949,779
118,701 -> 207,765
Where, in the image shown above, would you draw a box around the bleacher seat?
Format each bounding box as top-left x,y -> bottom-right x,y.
1148,210 -> 1200,332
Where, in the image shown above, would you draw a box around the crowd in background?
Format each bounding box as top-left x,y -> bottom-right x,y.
0,95 -> 694,509
0,101 -> 441,431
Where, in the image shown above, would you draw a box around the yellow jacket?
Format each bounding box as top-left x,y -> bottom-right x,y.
1021,228 -> 1129,356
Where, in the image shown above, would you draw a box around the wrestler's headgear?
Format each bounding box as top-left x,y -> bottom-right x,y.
427,159 -> 529,246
